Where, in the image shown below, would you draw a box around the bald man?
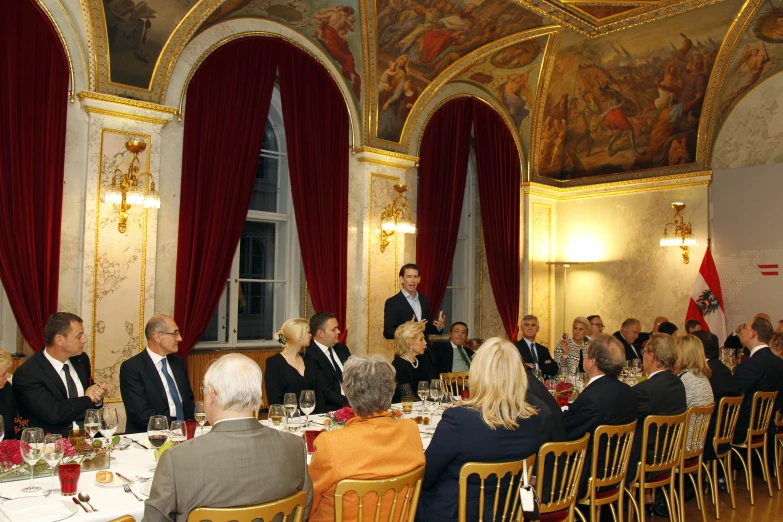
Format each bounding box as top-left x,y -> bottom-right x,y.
120,315 -> 196,433
725,312 -> 770,356
635,316 -> 669,348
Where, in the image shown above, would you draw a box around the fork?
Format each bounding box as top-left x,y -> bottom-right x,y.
135,476 -> 153,482
123,484 -> 144,502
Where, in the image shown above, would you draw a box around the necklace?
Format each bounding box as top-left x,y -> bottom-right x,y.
404,353 -> 419,368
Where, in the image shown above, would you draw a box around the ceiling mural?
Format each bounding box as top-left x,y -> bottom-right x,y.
533,0 -> 743,182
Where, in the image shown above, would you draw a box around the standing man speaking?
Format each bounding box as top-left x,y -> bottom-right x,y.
383,264 -> 446,341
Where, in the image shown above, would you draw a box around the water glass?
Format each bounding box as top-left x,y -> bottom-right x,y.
58,464 -> 80,496
401,396 -> 414,414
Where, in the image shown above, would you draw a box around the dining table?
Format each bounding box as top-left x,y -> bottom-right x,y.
0,402 -> 443,522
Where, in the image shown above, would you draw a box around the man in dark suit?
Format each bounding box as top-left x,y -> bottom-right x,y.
726,312 -> 772,357
305,312 -> 351,412
514,314 -> 559,378
587,315 -> 605,338
120,314 -> 196,434
144,353 -> 312,521
525,366 -> 565,442
635,316 -> 668,348
429,322 -> 474,375
613,318 -> 643,362
563,334 -> 638,495
383,264 -> 445,341
13,312 -> 108,436
733,316 -> 783,444
628,333 -> 687,484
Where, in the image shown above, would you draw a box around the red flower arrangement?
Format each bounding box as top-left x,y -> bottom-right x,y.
555,381 -> 575,407
332,406 -> 356,424
0,439 -> 76,474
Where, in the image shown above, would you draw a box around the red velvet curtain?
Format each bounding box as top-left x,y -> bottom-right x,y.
472,101 -> 521,340
174,38 -> 280,361
0,0 -> 68,351
415,99 -> 473,315
278,44 -> 349,341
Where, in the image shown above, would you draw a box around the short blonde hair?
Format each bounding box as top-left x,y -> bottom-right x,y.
0,348 -> 11,373
573,316 -> 590,332
770,332 -> 783,359
465,337 -> 538,430
674,334 -> 712,378
647,333 -> 678,369
276,318 -> 310,347
394,321 -> 425,356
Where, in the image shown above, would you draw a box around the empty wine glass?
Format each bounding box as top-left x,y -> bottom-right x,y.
20,427 -> 44,492
195,401 -> 207,435
147,416 -> 169,449
300,390 -> 315,428
429,379 -> 442,413
44,434 -> 64,493
283,393 -> 298,424
418,381 -> 429,412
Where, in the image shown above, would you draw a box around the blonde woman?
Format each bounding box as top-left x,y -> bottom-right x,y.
416,338 -> 546,522
391,321 -> 437,402
264,318 -> 325,413
0,348 -> 16,439
555,316 -> 591,371
674,334 -> 714,408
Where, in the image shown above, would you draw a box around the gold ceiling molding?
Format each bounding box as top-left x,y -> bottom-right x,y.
78,91 -> 179,115
83,107 -> 169,126
357,157 -> 414,169
523,171 -> 712,200
352,147 -> 418,164
34,0 -> 76,102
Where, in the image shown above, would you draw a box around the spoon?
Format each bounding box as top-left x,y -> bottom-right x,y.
78,491 -> 98,512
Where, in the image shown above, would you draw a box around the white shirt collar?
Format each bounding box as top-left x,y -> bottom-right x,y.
43,348 -> 67,373
750,344 -> 769,357
146,347 -> 167,366
212,416 -> 257,426
401,289 -> 419,300
647,369 -> 665,379
313,339 -> 331,354
587,374 -> 605,386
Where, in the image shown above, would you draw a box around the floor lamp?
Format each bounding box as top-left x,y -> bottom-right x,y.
547,262 -> 592,335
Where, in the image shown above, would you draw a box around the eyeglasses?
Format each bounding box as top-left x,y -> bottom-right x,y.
158,330 -> 181,337
590,323 -> 605,329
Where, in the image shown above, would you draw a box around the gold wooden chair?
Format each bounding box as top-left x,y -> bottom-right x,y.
187,489 -> 307,522
458,454 -> 536,522
536,434 -> 590,522
441,372 -> 469,397
624,412 -> 687,522
700,395 -> 742,520
108,517 -> 135,522
730,390 -> 777,505
775,411 -> 783,491
675,404 -> 714,522
334,464 -> 425,522
576,420 -> 637,522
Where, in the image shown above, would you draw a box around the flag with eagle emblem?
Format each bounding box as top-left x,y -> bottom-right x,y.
685,248 -> 727,344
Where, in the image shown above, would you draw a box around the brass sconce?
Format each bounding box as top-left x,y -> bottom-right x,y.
660,202 -> 696,264
102,140 -> 160,233
380,184 -> 416,253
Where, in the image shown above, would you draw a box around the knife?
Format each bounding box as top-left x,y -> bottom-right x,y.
116,472 -> 134,484
125,437 -> 150,450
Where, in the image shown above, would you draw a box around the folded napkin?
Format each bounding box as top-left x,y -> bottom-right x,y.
0,498 -> 76,522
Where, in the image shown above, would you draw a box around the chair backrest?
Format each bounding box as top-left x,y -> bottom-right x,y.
441,372 -> 470,396
640,412 -> 687,474
458,454 -> 536,522
536,434 -> 590,514
187,490 -> 307,522
747,391 -> 778,439
588,420 -> 637,491
683,404 -> 715,459
713,395 -> 743,454
334,464 -> 425,522
108,517 -> 135,522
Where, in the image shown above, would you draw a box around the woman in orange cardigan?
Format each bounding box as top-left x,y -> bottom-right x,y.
309,354 -> 425,521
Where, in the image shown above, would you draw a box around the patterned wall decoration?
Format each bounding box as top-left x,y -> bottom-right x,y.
534,0 -> 742,182
530,202 -> 552,346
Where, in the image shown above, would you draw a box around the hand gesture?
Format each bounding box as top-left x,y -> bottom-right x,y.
433,311 -> 446,329
559,337 -> 569,356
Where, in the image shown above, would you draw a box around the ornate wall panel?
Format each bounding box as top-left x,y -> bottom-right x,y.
530,202 -> 553,346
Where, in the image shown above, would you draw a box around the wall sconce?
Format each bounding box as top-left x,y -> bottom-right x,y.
102,140 -> 160,233
660,202 -> 696,264
380,184 -> 416,253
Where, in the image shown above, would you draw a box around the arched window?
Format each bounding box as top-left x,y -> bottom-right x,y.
199,90 -> 301,347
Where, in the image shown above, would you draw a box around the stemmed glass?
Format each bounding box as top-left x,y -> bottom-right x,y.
84,409 -> 100,441
283,393 -> 298,425
269,405 -> 286,427
20,427 -> 44,492
0,415 -> 5,444
418,381 -> 429,412
169,420 -> 186,444
429,379 -> 442,414
147,416 -> 169,449
43,434 -> 64,494
100,408 -> 118,440
300,390 -> 315,428
195,401 -> 207,435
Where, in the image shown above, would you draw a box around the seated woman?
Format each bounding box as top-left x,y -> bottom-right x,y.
0,348 -> 16,439
416,338 -> 546,522
264,318 -> 326,414
309,355 -> 425,521
391,321 -> 438,402
554,316 -> 590,372
674,334 -> 714,449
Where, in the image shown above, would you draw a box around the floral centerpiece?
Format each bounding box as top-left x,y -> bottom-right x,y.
554,381 -> 575,407
0,434 -> 115,483
329,406 -> 356,425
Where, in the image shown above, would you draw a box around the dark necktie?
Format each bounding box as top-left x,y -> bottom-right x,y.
161,358 -> 185,420
529,343 -> 539,365
456,346 -> 471,368
328,347 -> 343,382
62,364 -> 78,399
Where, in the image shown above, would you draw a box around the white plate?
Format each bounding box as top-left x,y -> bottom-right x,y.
0,498 -> 78,522
94,475 -> 127,488
140,481 -> 152,497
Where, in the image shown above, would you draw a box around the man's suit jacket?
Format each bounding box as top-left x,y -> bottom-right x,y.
383,291 -> 440,340
515,340 -> 559,378
613,331 -> 643,361
429,341 -> 474,375
309,413 -> 424,522
303,342 -> 351,412
563,375 -> 638,494
143,418 -> 312,521
628,370 -> 686,482
705,358 -> 741,460
732,347 -> 783,442
526,368 -> 564,442
12,350 -> 96,436
120,350 -> 196,434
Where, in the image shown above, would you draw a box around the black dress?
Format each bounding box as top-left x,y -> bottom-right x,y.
264,353 -> 327,414
0,382 -> 18,439
392,354 -> 438,403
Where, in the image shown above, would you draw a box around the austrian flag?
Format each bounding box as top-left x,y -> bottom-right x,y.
685,248 -> 728,344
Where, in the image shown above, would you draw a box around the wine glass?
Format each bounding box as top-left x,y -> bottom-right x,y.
20,428 -> 44,492
84,409 -> 100,441
169,420 -> 186,444
0,415 -> 5,444
147,416 -> 169,449
429,379 -> 442,413
44,434 -> 64,493
299,390 -> 315,428
195,400 -> 207,435
99,408 -> 119,441
269,405 -> 286,427
283,393 -> 298,424
417,381 -> 429,412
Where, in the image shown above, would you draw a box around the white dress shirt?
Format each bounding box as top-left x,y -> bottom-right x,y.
44,349 -> 86,429
586,374 -> 605,387
146,348 -> 182,418
750,344 -> 769,357
314,340 -> 344,395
